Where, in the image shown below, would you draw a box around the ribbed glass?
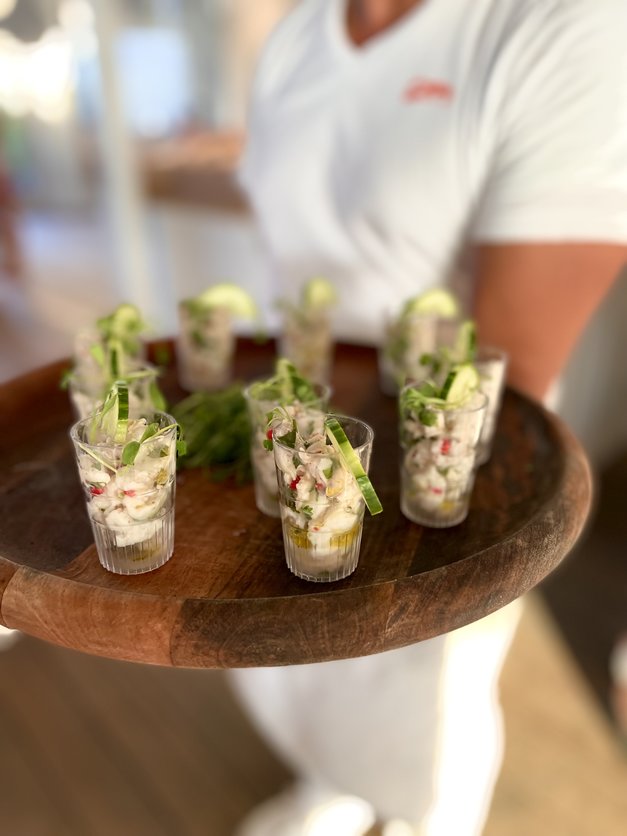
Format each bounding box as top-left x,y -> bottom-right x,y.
400,466 -> 474,528
281,512 -> 364,583
90,504 -> 175,575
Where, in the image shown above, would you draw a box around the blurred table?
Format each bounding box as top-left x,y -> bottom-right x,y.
0,341 -> 592,668
140,131 -> 248,213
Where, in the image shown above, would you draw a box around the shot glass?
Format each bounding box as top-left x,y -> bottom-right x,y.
177,302 -> 235,391
279,305 -> 334,385
378,313 -> 462,395
273,414 -> 373,582
68,363 -> 163,421
244,381 -> 331,517
399,383 -> 487,527
70,410 -> 177,574
475,347 -> 508,465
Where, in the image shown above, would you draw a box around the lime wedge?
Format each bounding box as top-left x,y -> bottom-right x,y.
195,283 -> 258,319
303,277 -> 338,309
325,417 -> 383,515
441,363 -> 480,405
402,288 -> 460,318
97,303 -> 143,341
111,303 -> 143,333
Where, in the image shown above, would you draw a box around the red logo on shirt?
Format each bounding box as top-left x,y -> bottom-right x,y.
404,79 -> 453,103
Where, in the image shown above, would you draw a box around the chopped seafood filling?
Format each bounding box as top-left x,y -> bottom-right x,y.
401,391 -> 484,524
272,418 -> 366,576
77,418 -> 176,548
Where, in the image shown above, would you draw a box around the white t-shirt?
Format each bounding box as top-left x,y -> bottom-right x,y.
240,0 -> 627,343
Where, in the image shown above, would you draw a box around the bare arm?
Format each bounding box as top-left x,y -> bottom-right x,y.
472,243 -> 626,402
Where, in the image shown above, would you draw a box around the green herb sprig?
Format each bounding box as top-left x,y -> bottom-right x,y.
172,385 -> 252,483
248,358 -> 318,406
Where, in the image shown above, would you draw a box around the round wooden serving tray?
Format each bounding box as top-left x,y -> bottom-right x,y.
0,341 -> 592,668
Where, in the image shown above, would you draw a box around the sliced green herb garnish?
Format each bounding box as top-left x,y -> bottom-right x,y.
76,442 -> 117,472
89,344 -> 106,369
149,379 -> 167,411
120,421 -> 180,466
249,358 -> 319,405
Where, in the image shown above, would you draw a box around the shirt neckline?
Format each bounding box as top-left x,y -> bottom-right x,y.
329,0 -> 432,61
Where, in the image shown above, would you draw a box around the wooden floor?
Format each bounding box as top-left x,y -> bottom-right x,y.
0,636 -> 291,836
0,591 -> 626,836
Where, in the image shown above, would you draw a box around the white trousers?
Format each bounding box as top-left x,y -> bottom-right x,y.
230,599 -> 522,835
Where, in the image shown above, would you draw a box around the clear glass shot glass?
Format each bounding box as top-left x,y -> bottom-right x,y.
68,363 -> 163,421
378,313 -> 462,395
273,414 -> 373,582
474,347 -> 508,465
399,383 -> 487,527
279,305 -> 334,385
244,381 -> 331,517
177,302 -> 235,392
72,326 -> 146,380
70,411 -> 177,574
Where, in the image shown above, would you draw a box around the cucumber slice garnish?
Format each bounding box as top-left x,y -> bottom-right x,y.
95,386 -> 119,443
401,288 -> 460,319
324,417 -> 383,515
114,382 -> 129,443
88,381 -> 129,444
452,319 -> 477,363
440,363 -> 480,405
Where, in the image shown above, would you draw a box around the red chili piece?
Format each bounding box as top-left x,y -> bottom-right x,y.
90,486 -> 105,496
123,489 -> 136,497
289,476 -> 301,491
266,429 -> 273,440
441,438 -> 452,455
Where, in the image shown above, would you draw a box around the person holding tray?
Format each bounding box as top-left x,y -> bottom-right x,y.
230,1 -> 627,834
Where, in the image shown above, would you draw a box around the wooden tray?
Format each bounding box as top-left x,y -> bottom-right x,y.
0,341 -> 592,668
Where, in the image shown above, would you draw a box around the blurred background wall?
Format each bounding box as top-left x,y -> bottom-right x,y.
0,0 -> 294,358
1,0 -> 624,466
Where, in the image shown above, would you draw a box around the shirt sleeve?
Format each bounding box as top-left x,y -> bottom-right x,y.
471,0 -> 627,244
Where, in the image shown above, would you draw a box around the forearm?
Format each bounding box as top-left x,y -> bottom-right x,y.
472,244 -> 626,402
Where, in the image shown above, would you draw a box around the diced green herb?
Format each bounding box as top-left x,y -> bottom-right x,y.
419,407 -> 438,426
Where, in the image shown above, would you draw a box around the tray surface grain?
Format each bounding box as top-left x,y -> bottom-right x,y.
0,341 -> 592,667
